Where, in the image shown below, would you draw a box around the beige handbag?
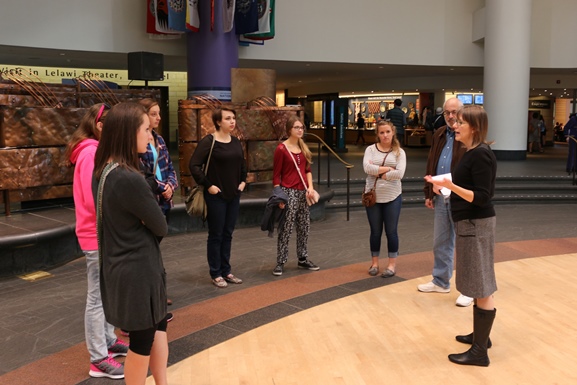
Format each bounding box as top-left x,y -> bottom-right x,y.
185,135 -> 215,220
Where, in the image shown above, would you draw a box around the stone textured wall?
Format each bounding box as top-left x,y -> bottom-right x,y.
178,100 -> 304,194
0,80 -> 159,211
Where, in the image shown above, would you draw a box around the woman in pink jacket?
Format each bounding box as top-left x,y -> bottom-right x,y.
65,103 -> 128,379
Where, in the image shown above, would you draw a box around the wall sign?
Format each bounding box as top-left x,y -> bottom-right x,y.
530,100 -> 551,109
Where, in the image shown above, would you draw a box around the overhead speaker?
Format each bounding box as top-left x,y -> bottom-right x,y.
127,52 -> 164,81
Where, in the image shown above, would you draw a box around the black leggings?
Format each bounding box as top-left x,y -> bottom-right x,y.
127,315 -> 169,356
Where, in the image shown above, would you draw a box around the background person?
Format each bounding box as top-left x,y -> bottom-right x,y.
528,111 -> 543,153
189,108 -> 247,288
355,112 -> 366,145
564,113 -> 577,174
363,120 -> 406,278
385,99 -> 407,146
432,107 -> 445,132
65,103 -> 128,379
272,116 -> 320,276
418,97 -> 473,308
425,105 -> 497,367
93,102 -> 170,384
539,114 -> 547,148
138,98 -> 178,221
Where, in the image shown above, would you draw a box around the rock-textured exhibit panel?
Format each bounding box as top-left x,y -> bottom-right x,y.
1,107 -> 84,147
0,147 -> 72,190
0,79 -> 160,213
177,100 -> 303,192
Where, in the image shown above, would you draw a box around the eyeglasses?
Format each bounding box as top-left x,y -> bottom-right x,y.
95,103 -> 111,123
443,110 -> 458,117
455,120 -> 466,126
293,126 -> 305,131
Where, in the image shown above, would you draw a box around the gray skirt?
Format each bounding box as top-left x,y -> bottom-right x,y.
455,216 -> 497,298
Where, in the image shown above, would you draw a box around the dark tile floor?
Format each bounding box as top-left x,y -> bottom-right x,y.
0,143 -> 576,384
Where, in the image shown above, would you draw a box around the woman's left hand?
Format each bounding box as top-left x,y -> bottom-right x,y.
306,187 -> 315,198
162,185 -> 173,199
424,175 -> 452,190
238,181 -> 246,192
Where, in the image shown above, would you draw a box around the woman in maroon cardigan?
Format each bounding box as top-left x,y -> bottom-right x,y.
271,116 -> 320,276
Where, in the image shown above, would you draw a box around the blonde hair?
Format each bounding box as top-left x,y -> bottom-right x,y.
285,115 -> 313,165
375,120 -> 401,155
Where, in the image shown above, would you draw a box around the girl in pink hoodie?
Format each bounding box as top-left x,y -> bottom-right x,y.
65,103 -> 128,379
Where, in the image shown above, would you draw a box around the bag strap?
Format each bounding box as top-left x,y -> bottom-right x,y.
96,162 -> 119,265
284,143 -> 309,189
203,134 -> 216,174
370,145 -> 390,190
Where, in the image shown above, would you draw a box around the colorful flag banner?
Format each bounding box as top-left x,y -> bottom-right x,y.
186,0 -> 200,31
223,0 -> 235,33
235,0 -> 259,35
147,0 -> 181,38
243,0 -> 275,40
154,0 -> 172,33
168,0 -> 187,32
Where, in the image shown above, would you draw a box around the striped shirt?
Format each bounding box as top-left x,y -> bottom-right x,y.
363,144 -> 406,203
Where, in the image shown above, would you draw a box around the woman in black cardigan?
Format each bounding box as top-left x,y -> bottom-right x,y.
93,102 -> 169,384
425,105 -> 497,367
189,107 -> 247,288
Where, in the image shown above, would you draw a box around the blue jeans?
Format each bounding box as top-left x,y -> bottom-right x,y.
432,196 -> 456,289
84,250 -> 117,363
365,195 -> 402,257
205,192 -> 240,279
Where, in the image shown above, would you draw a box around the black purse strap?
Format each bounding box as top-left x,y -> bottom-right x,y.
203,134 -> 216,174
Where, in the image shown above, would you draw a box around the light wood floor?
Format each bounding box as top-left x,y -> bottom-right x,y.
148,254 -> 577,385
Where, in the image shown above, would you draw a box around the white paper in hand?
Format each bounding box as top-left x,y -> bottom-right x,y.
431,173 -> 452,197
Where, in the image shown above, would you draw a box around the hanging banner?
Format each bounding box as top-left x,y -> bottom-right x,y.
222,0 -> 235,33
168,0 -> 187,32
185,0 -> 200,31
244,0 -> 275,40
235,0 -> 259,35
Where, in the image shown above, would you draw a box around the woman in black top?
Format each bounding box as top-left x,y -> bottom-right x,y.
93,102 -> 169,384
189,108 -> 247,288
425,105 -> 497,367
355,112 -> 366,145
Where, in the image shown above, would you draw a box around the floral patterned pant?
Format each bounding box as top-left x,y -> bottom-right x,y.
277,187 -> 310,265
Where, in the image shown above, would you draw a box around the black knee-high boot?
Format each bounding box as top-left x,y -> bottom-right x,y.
449,306 -> 496,367
456,332 -> 492,348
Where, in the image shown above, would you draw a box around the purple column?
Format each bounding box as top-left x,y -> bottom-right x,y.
186,0 -> 238,101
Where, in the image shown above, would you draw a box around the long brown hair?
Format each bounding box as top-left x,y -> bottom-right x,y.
93,102 -> 147,180
285,115 -> 312,165
375,120 -> 401,156
138,98 -> 159,113
64,103 -> 108,166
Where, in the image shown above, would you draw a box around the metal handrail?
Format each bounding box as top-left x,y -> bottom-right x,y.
304,132 -> 354,220
568,136 -> 577,185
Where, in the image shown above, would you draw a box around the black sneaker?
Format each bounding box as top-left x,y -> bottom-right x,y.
298,259 -> 320,271
166,312 -> 174,322
272,264 -> 283,276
